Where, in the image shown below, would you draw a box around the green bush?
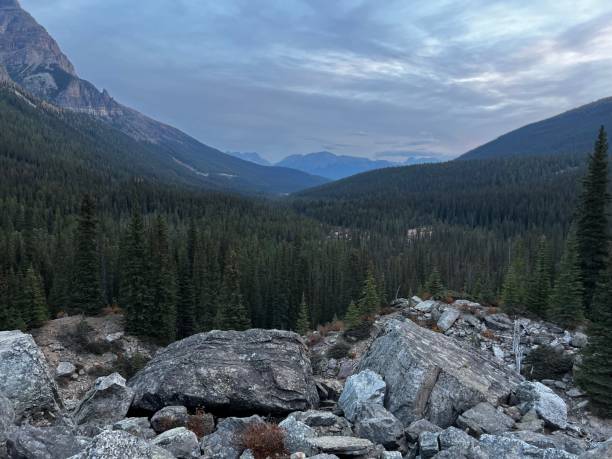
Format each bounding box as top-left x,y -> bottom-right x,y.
343,320 -> 373,342
326,341 -> 351,360
522,345 -> 573,380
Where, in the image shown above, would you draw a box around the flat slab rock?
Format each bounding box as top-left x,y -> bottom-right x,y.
128,328 -> 319,415
358,319 -> 523,427
307,436 -> 373,456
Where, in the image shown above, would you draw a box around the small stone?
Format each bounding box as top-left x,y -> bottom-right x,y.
307,436 -> 373,456
151,427 -> 200,458
566,388 -> 585,398
151,406 -> 190,433
456,402 -> 515,435
418,431 -> 440,459
570,332 -> 588,348
56,361 -> 76,378
405,419 -> 442,442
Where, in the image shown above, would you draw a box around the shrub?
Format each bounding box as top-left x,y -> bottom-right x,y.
316,320 -> 345,337
326,341 -> 351,359
522,345 -> 573,380
187,408 -> 215,439
343,320 -> 373,342
240,423 -> 287,459
114,352 -> 150,379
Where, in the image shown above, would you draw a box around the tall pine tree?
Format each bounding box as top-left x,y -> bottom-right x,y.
71,195 -> 103,315
501,241 -> 527,315
548,230 -> 584,328
526,236 -> 552,317
358,269 -> 380,317
577,127 -> 609,314
295,293 -> 310,335
215,250 -> 251,331
576,257 -> 612,417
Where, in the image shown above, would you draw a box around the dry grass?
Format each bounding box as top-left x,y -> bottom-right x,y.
317,319 -> 345,336
241,423 -> 288,459
480,329 -> 499,341
102,304 -> 123,316
187,408 -> 215,439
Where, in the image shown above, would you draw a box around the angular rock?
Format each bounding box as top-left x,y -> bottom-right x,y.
239,450 -> 255,459
352,402 -> 404,448
570,332 -> 587,348
410,296 -> 423,307
338,369 -> 385,422
382,452 -> 403,459
113,417 -> 156,440
437,308 -> 460,332
502,431 -> 586,455
307,436 -> 373,457
405,418 -> 442,443
0,330 -> 61,420
415,300 -> 437,313
56,361 -> 76,378
287,410 -> 352,436
515,381 -> 567,430
73,373 -> 134,429
579,438 -> 612,459
477,434 -> 576,459
315,378 -> 343,401
438,426 -> 478,451
129,329 -> 318,415
6,425 -> 90,459
151,406 -> 189,434
484,314 -> 513,331
358,319 -> 523,427
456,402 -> 515,436
152,427 -> 200,458
419,431 -> 440,459
515,408 -> 545,433
69,430 -> 174,459
200,415 -> 263,459
279,416 -> 318,456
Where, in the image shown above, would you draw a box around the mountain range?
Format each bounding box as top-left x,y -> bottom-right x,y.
0,0 -> 326,194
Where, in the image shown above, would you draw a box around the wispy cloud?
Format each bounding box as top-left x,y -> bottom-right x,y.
20,0 -> 612,160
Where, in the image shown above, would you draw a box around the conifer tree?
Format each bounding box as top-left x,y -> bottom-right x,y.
215,250 -> 251,331
295,293 -> 310,335
577,127 -> 610,314
122,210 -> 151,335
576,258 -> 612,417
548,230 -> 584,327
501,241 -> 527,315
344,300 -> 362,328
424,267 -> 444,298
176,266 -> 196,338
526,236 -> 552,317
19,266 -> 48,329
149,216 -> 177,343
358,269 -> 380,317
72,195 -> 103,315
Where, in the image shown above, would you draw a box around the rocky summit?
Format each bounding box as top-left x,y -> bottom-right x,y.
0,301 -> 610,459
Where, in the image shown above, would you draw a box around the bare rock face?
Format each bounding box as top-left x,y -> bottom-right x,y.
0,330 -> 61,420
6,425 -> 90,459
358,319 -> 523,427
69,430 -> 174,459
129,329 -> 319,415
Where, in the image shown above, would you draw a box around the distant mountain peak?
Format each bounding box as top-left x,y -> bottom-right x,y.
0,0 -> 20,9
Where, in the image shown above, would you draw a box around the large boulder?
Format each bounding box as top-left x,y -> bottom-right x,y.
113,418 -> 156,440
456,402 -> 515,436
200,415 -> 263,459
306,436 -> 373,457
0,331 -> 61,420
73,373 -> 134,431
151,406 -> 189,434
352,403 -> 404,448
6,425 -> 90,459
285,411 -> 352,437
337,370 -> 385,422
279,416 -> 318,456
515,381 -> 567,430
358,319 -> 523,427
477,434 -> 576,459
129,329 -> 318,415
69,430 -> 174,459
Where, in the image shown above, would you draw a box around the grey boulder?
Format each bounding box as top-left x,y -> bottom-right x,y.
129,329 -> 318,415
0,394 -> 14,442
151,406 -> 189,434
515,381 -> 567,430
73,373 -> 134,430
477,434 -> 576,459
285,410 -> 352,436
56,362 -> 76,378
200,415 -> 263,459
352,402 -> 404,448
419,431 -> 440,458
152,427 -> 200,458
456,402 -> 515,435
68,430 -> 174,459
307,436 -> 373,457
438,426 -> 478,451
6,425 -> 90,459
437,308 -> 460,332
337,369 -> 385,422
0,331 -> 61,420
358,319 -> 523,427
113,417 -> 156,440
405,418 -> 442,442
279,416 -> 318,456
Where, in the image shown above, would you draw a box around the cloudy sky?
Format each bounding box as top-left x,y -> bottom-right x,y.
20,0 -> 612,162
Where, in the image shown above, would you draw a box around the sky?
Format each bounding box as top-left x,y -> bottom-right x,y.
20,0 -> 612,162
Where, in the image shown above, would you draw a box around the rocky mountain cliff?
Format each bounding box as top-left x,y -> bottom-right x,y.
0,298 -> 610,458
0,0 -> 327,194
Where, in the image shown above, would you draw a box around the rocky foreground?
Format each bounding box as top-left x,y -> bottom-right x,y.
0,299 -> 611,459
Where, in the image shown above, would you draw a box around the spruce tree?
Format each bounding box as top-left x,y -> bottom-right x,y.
424,267 -> 444,298
72,195 -> 103,315
577,127 -> 609,314
216,250 -> 251,331
501,241 -> 527,315
122,210 -> 152,335
526,236 -> 552,317
19,266 -> 48,329
358,269 -> 380,317
176,266 -> 197,339
295,293 -> 310,335
344,300 -> 362,328
576,259 -> 612,417
149,216 -> 177,344
548,231 -> 584,328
